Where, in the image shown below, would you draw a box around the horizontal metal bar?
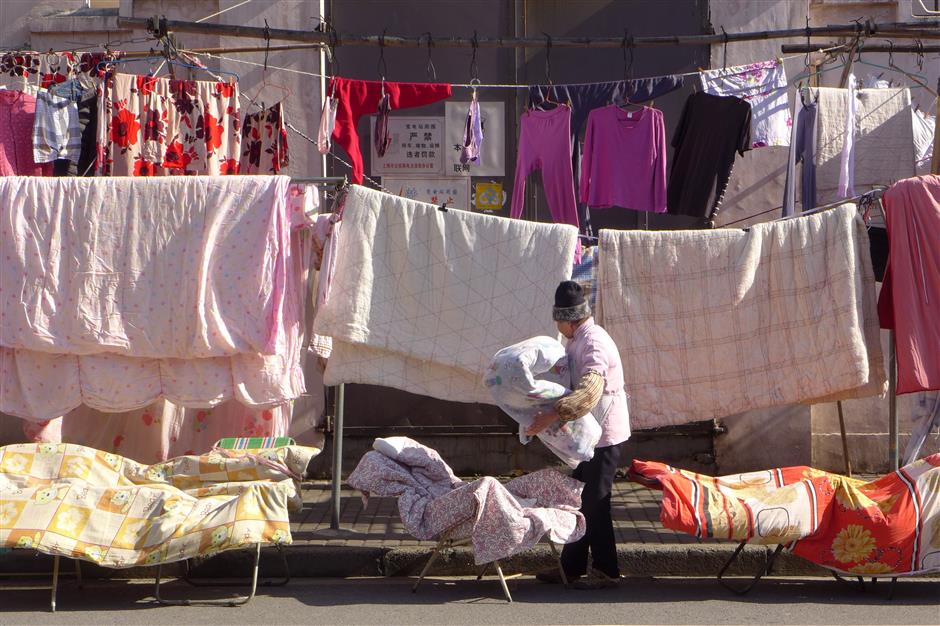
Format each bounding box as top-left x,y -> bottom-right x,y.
291,176 -> 346,185
116,16 -> 940,49
783,43 -> 940,53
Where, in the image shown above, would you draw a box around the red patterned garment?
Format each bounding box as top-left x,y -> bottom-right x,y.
0,51 -> 115,90
630,455 -> 940,576
97,73 -> 241,176
240,102 -> 289,174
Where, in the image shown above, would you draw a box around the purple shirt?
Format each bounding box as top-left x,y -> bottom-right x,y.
565,317 -> 631,447
580,105 -> 667,213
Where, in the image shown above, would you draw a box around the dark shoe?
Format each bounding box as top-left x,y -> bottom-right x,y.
535,567 -> 579,584
572,568 -> 621,590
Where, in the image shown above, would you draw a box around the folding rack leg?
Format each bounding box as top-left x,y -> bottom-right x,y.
155,542 -> 261,606
182,542 -> 290,588
49,555 -> 59,613
493,560 -> 513,603
74,559 -> 83,590
476,562 -> 490,580
548,541 -> 569,587
411,540 -> 445,593
717,541 -> 783,595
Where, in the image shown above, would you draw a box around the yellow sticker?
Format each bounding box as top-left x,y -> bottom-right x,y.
474,182 -> 504,211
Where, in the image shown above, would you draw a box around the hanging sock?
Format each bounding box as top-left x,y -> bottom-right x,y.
317,96 -> 338,155
460,95 -> 483,165
373,92 -> 392,157
328,77 -> 452,184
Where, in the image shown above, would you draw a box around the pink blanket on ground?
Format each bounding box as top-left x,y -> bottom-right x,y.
346,437 -> 585,564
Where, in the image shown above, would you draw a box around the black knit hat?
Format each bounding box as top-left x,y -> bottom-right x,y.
553,280 -> 591,321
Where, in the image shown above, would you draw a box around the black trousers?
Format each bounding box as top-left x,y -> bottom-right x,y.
560,444 -> 621,578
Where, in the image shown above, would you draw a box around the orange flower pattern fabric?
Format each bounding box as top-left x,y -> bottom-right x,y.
0,443 -> 319,568
630,454 -> 940,576
97,73 -> 241,176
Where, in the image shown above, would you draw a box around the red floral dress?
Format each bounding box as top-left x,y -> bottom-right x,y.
240,102 -> 289,174
97,73 -> 242,176
0,51 -> 114,90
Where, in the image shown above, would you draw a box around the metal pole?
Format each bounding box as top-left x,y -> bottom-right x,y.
837,401 -> 853,477
783,43 -> 940,54
887,336 -> 899,471
330,382 -> 345,530
115,16 -> 940,49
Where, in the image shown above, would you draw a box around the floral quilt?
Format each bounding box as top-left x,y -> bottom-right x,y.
347,437 -> 585,564
629,454 -> 940,576
0,443 -> 319,568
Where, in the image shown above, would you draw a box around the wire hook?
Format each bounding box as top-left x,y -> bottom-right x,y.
377,28 -> 388,80
543,32 -> 553,85
721,26 -> 729,70
469,30 -> 480,81
377,28 -> 388,95
422,31 -> 436,81
622,28 -> 634,80
262,19 -> 271,72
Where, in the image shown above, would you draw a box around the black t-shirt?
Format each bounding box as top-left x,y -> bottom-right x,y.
667,92 -> 752,219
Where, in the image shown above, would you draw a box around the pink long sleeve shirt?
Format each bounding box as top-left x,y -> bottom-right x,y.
565,317 -> 631,448
580,105 -> 667,213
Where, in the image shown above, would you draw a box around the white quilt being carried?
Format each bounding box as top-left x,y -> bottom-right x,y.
596,205 -> 886,429
313,185 -> 578,404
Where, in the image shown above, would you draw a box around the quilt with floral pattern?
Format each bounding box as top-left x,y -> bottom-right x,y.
629,455 -> 940,576
0,443 -> 318,568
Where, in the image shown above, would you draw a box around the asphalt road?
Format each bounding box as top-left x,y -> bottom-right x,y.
1,576 -> 938,625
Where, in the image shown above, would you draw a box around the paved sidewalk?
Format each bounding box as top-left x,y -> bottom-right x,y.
291,478 -> 711,547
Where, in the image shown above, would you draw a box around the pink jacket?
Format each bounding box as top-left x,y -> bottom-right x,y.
565,318 -> 631,447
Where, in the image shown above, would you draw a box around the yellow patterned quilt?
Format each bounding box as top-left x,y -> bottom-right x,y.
0,443 -> 319,568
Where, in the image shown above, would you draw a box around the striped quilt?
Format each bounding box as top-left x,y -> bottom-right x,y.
629,454 -> 940,576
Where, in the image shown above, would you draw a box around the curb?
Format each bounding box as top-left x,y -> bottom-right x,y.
0,543 -> 832,580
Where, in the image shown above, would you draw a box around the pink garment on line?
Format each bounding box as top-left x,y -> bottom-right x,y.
580,105 -> 667,212
0,90 -> 52,176
0,175 -> 293,358
510,106 -> 581,253
878,175 -> 940,394
565,318 -> 631,448
17,401 -> 292,464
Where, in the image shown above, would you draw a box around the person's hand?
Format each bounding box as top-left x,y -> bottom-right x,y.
526,410 -> 559,436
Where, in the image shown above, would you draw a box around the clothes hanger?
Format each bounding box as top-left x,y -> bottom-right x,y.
244,21 -> 292,111
469,31 -> 480,102
532,33 -> 570,111
851,45 -> 931,92
97,56 -> 240,81
616,32 -> 644,113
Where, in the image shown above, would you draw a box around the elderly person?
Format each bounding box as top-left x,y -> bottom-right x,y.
529,280 -> 631,589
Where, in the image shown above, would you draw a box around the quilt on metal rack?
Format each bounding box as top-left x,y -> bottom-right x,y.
596,204 -> 886,429
0,443 -> 319,568
313,185 -> 578,404
346,437 -> 585,564
629,454 -> 940,576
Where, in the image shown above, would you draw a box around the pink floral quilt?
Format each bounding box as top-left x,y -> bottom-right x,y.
346,437 -> 585,564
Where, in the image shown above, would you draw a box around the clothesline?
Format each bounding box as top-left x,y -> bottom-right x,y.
182,46 -> 847,90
